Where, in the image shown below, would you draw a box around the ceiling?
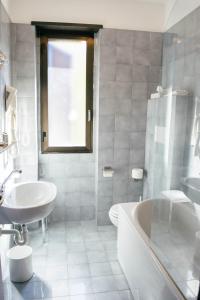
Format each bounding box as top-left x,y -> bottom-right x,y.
3,0 -> 200,32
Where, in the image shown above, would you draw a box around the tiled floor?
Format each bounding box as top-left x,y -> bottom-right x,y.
3,221 -> 134,300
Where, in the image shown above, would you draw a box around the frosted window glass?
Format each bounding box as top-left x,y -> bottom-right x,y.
47,39 -> 86,147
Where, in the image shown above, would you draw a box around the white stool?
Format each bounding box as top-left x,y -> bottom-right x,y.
7,245 -> 33,282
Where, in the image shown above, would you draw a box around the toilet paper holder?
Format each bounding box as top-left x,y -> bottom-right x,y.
131,168 -> 144,181
103,166 -> 114,178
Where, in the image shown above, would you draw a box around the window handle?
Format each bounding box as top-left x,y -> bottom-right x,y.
41,131 -> 47,142
87,109 -> 92,122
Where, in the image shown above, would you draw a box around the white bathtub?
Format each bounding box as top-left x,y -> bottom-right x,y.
118,200 -> 189,300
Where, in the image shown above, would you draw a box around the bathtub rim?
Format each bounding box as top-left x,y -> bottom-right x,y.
119,201 -> 186,300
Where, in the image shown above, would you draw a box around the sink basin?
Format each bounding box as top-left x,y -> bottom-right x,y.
0,181 -> 57,224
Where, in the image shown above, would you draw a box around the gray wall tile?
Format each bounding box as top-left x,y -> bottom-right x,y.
115,114 -> 131,132
134,31 -> 150,49
97,28 -> 163,224
15,42 -> 35,62
132,65 -> 149,82
116,30 -> 133,46
99,115 -> 115,133
116,64 -> 132,82
16,24 -> 35,43
100,29 -> 116,46
115,82 -> 132,98
36,32 -> 97,222
10,25 -> 163,225
99,98 -> 115,115
80,205 -> 95,220
100,64 -> 116,82
133,48 -> 150,66
132,82 -> 148,100
100,45 -> 116,64
116,46 -> 133,64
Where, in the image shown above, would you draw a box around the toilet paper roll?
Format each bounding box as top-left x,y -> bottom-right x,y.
132,168 -> 143,180
103,167 -> 114,178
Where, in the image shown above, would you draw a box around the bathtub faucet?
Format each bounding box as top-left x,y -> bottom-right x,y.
0,169 -> 22,205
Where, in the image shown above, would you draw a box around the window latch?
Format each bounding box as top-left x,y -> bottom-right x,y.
87,109 -> 92,122
41,131 -> 47,142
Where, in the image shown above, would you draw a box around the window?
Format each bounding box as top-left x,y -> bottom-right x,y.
34,22 -> 102,153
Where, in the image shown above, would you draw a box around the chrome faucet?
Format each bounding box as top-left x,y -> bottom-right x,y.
0,169 -> 22,205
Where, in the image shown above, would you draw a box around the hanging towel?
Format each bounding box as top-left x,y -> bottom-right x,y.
6,85 -> 18,156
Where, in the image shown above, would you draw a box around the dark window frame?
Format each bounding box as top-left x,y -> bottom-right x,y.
37,26 -> 99,154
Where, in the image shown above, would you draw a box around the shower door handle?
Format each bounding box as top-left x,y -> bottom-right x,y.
87,109 -> 92,122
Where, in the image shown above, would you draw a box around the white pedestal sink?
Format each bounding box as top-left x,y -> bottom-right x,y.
0,181 -> 57,224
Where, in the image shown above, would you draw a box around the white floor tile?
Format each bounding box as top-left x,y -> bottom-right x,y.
91,275 -> 118,293
67,253 -> 88,265
68,264 -> 90,279
87,251 -> 107,263
3,221 -> 133,300
90,262 -> 113,277
69,278 -> 93,295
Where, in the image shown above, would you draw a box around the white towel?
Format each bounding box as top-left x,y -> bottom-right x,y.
6,85 -> 18,156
